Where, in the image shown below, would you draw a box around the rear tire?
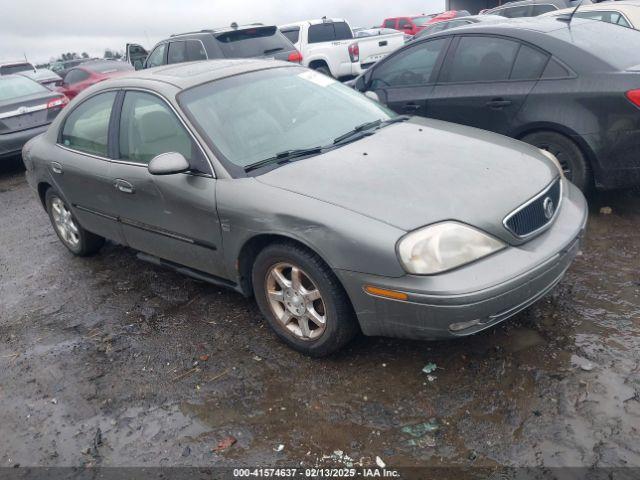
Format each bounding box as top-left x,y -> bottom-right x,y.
313,64 -> 333,77
45,188 -> 104,256
252,242 -> 358,357
521,131 -> 592,192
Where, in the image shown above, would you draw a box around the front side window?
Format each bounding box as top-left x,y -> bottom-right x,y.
444,36 -> 519,82
146,44 -> 167,68
496,5 -> 530,18
61,91 -> 116,156
179,67 -> 395,171
281,28 -> 300,44
118,91 -> 205,171
531,4 -> 558,15
370,38 -> 448,88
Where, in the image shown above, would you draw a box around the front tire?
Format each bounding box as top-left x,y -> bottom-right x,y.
252,242 -> 358,356
45,188 -> 104,256
520,131 -> 592,192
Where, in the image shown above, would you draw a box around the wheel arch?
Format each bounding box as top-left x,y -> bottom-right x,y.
236,233 -> 338,298
37,181 -> 52,209
308,59 -> 330,70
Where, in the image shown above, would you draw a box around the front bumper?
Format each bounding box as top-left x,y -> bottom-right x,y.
0,125 -> 49,159
335,180 -> 588,340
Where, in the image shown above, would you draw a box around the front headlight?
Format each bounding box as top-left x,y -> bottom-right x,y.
397,222 -> 506,275
539,149 -> 565,178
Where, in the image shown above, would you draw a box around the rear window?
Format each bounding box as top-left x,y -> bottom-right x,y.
308,22 -> 353,43
215,26 -> 293,58
1,63 -> 34,75
281,27 -> 300,44
0,76 -> 47,101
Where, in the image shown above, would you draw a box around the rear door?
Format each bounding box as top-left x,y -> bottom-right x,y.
367,37 -> 450,116
108,90 -> 225,277
426,35 -> 548,135
53,90 -> 124,242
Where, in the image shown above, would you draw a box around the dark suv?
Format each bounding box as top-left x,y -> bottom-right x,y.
127,24 -> 302,70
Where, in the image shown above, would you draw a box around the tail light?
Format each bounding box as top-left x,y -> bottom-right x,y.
287,51 -> 303,63
47,96 -> 69,109
348,43 -> 360,63
626,89 -> 640,107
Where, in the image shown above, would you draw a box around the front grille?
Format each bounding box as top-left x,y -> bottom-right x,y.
504,178 -> 562,238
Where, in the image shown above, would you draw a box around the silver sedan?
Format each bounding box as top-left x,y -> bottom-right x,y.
23,60 -> 588,356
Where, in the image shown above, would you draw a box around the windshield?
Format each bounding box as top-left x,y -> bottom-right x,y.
0,76 -> 48,101
1,63 -> 34,75
412,16 -> 436,26
179,67 -> 396,173
215,27 -> 293,58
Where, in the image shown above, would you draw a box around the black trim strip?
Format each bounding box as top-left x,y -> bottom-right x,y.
72,204 -> 217,251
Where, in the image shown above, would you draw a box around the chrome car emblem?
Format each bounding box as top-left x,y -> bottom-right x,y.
543,197 -> 555,220
17,106 -> 28,115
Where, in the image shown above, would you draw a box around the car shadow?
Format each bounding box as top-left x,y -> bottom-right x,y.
0,155 -> 25,176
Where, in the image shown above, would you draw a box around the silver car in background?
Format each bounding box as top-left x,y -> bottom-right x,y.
23,60 -> 588,356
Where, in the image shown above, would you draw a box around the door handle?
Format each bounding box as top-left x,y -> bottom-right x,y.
486,98 -> 513,109
51,162 -> 63,174
403,103 -> 421,112
113,179 -> 135,194
379,40 -> 388,47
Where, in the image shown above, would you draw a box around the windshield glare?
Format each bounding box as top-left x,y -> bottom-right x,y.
179,67 -> 396,170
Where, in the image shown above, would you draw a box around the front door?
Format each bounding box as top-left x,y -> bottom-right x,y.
54,90 -> 124,243
427,36 -> 547,135
368,37 -> 450,116
109,90 -> 226,278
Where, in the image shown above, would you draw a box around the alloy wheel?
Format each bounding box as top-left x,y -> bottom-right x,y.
265,262 -> 327,341
51,197 -> 80,248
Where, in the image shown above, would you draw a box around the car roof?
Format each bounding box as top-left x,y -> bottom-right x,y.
170,23 -> 275,38
102,59 -> 294,91
428,15 -> 585,34
279,18 -> 347,28
486,0 -> 573,10
549,1 -> 640,15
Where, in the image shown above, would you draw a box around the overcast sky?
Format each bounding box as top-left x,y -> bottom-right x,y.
1,0 -> 446,64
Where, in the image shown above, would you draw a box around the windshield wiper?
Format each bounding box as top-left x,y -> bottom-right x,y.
381,115 -> 410,126
244,147 -> 323,173
333,120 -> 382,145
263,47 -> 284,55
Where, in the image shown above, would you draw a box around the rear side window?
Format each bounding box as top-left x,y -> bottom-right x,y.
541,58 -> 572,78
511,44 -> 549,80
168,41 -> 187,64
531,4 -> 558,16
186,40 -> 208,61
215,27 -> 293,57
383,19 -> 396,28
371,38 -> 448,88
398,19 -> 411,29
308,22 -> 353,43
444,36 -> 519,82
575,10 -> 631,28
146,44 -> 167,68
61,91 -> 116,156
281,27 -> 300,44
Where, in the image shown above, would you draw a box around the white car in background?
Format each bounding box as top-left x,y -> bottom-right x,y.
541,0 -> 640,29
279,18 -> 404,79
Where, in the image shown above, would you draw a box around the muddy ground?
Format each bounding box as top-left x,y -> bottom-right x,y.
1,157 -> 639,470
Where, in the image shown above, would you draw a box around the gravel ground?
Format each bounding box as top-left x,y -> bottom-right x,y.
1,157 -> 639,469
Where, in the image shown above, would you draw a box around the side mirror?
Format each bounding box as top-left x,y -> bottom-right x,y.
364,91 -> 381,103
148,152 -> 190,175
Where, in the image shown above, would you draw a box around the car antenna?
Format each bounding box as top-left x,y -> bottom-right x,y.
558,0 -> 583,24
24,52 -> 36,73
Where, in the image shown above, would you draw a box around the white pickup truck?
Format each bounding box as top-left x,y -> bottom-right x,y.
279,18 -> 405,79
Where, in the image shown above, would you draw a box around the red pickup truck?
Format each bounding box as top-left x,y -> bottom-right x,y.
382,11 -> 470,36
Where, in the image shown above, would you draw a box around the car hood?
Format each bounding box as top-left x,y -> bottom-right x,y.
256,117 -> 560,244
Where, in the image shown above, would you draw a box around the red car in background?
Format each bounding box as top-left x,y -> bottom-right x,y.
382,11 -> 471,35
428,10 -> 471,23
57,61 -> 133,100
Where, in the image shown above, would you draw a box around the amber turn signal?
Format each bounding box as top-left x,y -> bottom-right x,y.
364,285 -> 409,301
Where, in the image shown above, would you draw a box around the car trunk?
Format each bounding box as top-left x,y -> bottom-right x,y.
0,92 -> 65,134
214,26 -> 297,62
